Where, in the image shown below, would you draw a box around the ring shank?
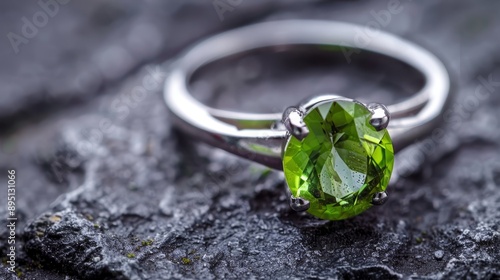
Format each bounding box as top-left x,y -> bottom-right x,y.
164,20 -> 450,170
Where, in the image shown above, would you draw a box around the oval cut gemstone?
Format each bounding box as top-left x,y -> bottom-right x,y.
283,100 -> 394,220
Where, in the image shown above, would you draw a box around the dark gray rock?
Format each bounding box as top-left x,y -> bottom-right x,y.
24,209 -> 146,279
0,267 -> 19,280
1,0 -> 500,279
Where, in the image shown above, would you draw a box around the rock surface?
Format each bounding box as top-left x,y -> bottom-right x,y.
1,0 -> 500,279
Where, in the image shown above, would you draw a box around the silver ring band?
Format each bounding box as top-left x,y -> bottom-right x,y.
164,20 -> 451,170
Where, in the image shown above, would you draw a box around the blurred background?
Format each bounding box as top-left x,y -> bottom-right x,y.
1,1 -> 499,279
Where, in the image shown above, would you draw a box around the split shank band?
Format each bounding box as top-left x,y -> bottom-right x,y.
164,20 -> 451,170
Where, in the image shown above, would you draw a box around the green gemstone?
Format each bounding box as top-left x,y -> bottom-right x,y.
283,100 -> 394,220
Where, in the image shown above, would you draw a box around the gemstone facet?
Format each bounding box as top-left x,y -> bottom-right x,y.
282,99 -> 394,220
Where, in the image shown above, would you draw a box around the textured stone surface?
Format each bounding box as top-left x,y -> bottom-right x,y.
1,0 -> 500,279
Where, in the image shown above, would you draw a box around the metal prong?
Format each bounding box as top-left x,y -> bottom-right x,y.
371,191 -> 388,205
282,107 -> 309,140
367,103 -> 390,131
290,195 -> 310,212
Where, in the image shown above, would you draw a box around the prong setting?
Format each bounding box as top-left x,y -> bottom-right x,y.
282,107 -> 309,140
290,195 -> 310,212
371,191 -> 388,205
367,103 -> 390,131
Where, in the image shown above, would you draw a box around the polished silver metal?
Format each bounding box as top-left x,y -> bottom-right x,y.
164,20 -> 451,170
368,103 -> 391,131
371,191 -> 389,206
290,196 -> 311,212
283,107 -> 309,141
285,185 -> 310,212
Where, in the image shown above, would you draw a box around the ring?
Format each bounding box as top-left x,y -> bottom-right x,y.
164,20 -> 450,220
